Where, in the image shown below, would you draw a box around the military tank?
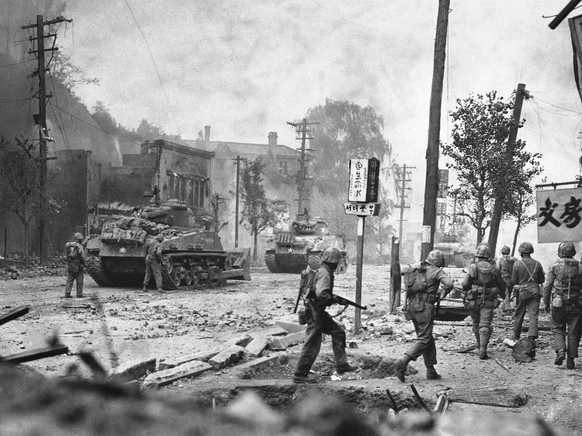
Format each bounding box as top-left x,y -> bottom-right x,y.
264,214 -> 347,274
85,200 -> 250,290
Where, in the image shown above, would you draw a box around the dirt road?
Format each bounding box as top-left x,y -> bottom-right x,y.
0,264 -> 578,424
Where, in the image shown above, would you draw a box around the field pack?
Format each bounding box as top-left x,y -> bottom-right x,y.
403,265 -> 428,295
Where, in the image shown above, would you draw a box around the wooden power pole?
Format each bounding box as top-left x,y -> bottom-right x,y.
487,83 -> 527,254
232,155 -> 244,248
421,0 -> 450,262
22,14 -> 71,264
394,164 -> 414,247
287,118 -> 318,217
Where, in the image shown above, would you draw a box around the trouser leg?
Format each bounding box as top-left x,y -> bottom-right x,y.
526,296 -> 540,338
76,271 -> 84,296
294,305 -> 324,377
567,309 -> 582,359
513,298 -> 527,339
479,306 -> 494,358
405,303 -> 437,366
321,311 -> 347,369
470,309 -> 480,347
152,262 -> 163,289
551,307 -> 567,353
143,263 -> 152,287
65,272 -> 75,296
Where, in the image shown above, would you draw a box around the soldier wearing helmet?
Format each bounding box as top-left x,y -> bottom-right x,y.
64,232 -> 87,298
542,242 -> 582,369
461,243 -> 506,359
497,245 -> 517,312
293,247 -> 356,383
143,233 -> 165,292
394,250 -> 454,382
511,242 -> 544,350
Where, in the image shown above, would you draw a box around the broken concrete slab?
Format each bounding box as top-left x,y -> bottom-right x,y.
159,349 -> 222,370
268,332 -> 305,350
109,357 -> 157,382
233,352 -> 287,378
227,334 -> 253,348
142,360 -> 212,389
245,336 -> 268,358
249,325 -> 287,339
275,321 -> 306,334
209,345 -> 246,369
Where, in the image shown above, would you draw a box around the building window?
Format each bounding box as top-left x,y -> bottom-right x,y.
279,161 -> 288,175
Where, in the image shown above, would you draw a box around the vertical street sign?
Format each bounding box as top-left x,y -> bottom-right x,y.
346,157 -> 381,335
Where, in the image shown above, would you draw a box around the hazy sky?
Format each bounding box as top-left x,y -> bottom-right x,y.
12,0 -> 582,254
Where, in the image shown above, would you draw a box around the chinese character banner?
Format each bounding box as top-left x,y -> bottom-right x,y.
536,188 -> 582,243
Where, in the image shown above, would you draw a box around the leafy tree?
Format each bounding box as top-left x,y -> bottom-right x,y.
504,187 -> 537,256
240,157 -> 287,261
50,52 -> 99,94
304,99 -> 393,246
306,99 -> 391,196
365,194 -> 395,259
442,91 -> 542,245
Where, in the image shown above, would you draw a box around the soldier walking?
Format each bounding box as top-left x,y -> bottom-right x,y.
497,245 -> 517,311
511,242 -> 545,347
461,244 -> 506,359
542,242 -> 582,369
143,234 -> 165,292
293,247 -> 356,384
64,232 -> 86,298
394,250 -> 454,382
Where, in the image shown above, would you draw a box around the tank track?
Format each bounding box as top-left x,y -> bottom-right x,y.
264,251 -> 282,273
86,256 -> 114,287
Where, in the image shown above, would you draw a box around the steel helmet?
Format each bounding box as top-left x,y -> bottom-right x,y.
426,250 -> 445,268
156,234 -> 165,242
321,247 -> 342,264
558,242 -> 576,258
475,244 -> 491,259
500,246 -> 510,255
518,242 -> 534,255
73,232 -> 83,241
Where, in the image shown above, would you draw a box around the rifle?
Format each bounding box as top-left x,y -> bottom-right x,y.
334,295 -> 367,311
293,287 -> 303,314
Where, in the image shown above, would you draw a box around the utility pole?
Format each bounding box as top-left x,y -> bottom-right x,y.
421,0 -> 449,262
22,14 -> 71,265
287,118 -> 318,218
394,164 -> 414,248
232,155 -> 244,248
487,83 -> 527,254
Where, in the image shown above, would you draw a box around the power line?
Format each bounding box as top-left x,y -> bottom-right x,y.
0,59 -> 34,69
123,0 -> 181,136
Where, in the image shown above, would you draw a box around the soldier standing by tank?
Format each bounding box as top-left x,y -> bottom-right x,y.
64,233 -> 86,298
394,250 -> 454,382
461,244 -> 507,360
143,234 -> 165,292
542,242 -> 582,369
497,245 -> 517,311
511,242 -> 545,346
293,247 -> 356,384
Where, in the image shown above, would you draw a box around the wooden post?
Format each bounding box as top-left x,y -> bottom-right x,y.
389,236 -> 401,313
354,216 -> 365,334
421,0 -> 449,261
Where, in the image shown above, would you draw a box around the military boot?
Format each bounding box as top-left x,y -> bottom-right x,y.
474,331 -> 481,350
394,355 -> 411,382
555,349 -> 565,366
426,365 -> 442,380
567,358 -> 576,369
479,331 -> 490,360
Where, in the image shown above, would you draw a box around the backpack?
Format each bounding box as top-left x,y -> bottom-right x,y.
299,267 -> 318,299
472,261 -> 495,287
65,242 -> 80,260
403,264 -> 428,295
556,259 -> 581,296
498,255 -> 515,279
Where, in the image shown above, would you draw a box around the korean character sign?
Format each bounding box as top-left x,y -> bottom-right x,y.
536,188 -> 582,243
348,158 -> 380,202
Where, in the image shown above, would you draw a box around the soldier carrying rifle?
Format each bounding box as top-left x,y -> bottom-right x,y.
293,247 -> 358,384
